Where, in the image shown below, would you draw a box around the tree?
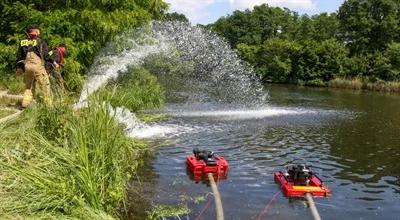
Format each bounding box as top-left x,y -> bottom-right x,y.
338,0 -> 400,54
296,39 -> 348,83
209,4 -> 298,47
255,38 -> 302,83
149,0 -> 168,19
163,12 -> 189,23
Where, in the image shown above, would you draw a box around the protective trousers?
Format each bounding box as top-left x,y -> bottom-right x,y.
49,67 -> 65,97
22,52 -> 52,107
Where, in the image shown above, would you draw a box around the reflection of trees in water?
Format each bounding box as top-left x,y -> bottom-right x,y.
326,92 -> 400,190
124,151 -> 158,219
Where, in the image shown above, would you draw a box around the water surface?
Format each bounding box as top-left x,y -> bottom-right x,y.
130,85 -> 400,220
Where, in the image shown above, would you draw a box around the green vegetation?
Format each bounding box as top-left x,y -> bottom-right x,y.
0,74 -> 24,94
0,0 -> 167,93
0,108 -> 14,118
0,97 -> 150,219
329,78 -> 400,93
146,205 -> 190,220
137,113 -> 168,122
0,0 -> 176,219
209,0 -> 400,92
98,66 -> 165,112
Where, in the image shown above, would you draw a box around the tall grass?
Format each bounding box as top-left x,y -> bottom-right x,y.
0,108 -> 14,118
328,77 -> 400,93
328,78 -> 363,90
0,74 -> 24,94
0,96 -> 147,219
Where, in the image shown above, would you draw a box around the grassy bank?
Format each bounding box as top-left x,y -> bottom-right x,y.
0,56 -> 170,219
0,97 -> 149,219
0,108 -> 14,118
0,46 -> 169,220
328,78 -> 400,93
0,74 -> 24,94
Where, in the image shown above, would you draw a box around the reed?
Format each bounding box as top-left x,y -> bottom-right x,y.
328,77 -> 400,93
0,95 -> 147,219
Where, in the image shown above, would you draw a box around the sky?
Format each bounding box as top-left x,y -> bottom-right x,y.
165,0 -> 345,24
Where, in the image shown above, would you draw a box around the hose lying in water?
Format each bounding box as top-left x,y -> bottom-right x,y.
256,192 -> 324,220
305,193 -> 322,220
208,173 -> 224,220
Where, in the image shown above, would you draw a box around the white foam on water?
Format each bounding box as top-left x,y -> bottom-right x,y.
167,108 -> 317,120
112,107 -> 195,139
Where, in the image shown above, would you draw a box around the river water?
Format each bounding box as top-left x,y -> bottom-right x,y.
128,85 -> 400,220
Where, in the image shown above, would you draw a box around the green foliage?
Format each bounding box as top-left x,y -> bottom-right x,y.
163,12 -> 189,23
295,13 -> 340,42
296,39 -> 348,82
209,4 -> 298,46
338,0 -> 400,53
385,42 -> 400,79
0,109 -> 15,118
99,66 -> 165,112
146,204 -> 190,220
0,74 -> 24,94
0,98 -> 147,218
137,113 -> 168,122
0,0 -> 166,93
343,51 -> 397,81
209,2 -> 400,87
34,101 -> 72,142
248,38 -> 301,83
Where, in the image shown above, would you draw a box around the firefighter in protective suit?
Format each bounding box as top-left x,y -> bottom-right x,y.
46,43 -> 68,96
16,25 -> 52,108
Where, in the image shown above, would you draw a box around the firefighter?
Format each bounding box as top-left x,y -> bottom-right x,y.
16,24 -> 52,108
46,43 -> 68,96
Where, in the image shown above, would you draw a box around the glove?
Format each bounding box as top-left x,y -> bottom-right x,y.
53,61 -> 60,69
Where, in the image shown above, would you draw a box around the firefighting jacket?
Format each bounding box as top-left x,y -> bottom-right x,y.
16,38 -> 49,69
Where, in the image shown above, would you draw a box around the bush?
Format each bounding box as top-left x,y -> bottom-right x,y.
296,39 -> 348,82
99,66 -> 165,112
251,38 -> 302,83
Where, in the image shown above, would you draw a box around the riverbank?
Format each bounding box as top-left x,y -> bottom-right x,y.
328,78 -> 400,93
286,77 -> 400,93
0,97 -> 149,219
0,64 -> 170,219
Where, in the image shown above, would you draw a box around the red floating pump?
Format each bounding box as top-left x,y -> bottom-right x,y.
186,148 -> 229,179
274,164 -> 331,197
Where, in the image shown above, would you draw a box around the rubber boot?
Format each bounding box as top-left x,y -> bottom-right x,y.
21,89 -> 33,108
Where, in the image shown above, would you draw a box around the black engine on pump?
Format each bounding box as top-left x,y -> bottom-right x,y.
193,148 -> 217,166
285,164 -> 313,186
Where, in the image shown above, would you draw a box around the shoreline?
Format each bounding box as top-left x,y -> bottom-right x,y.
266,78 -> 400,94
